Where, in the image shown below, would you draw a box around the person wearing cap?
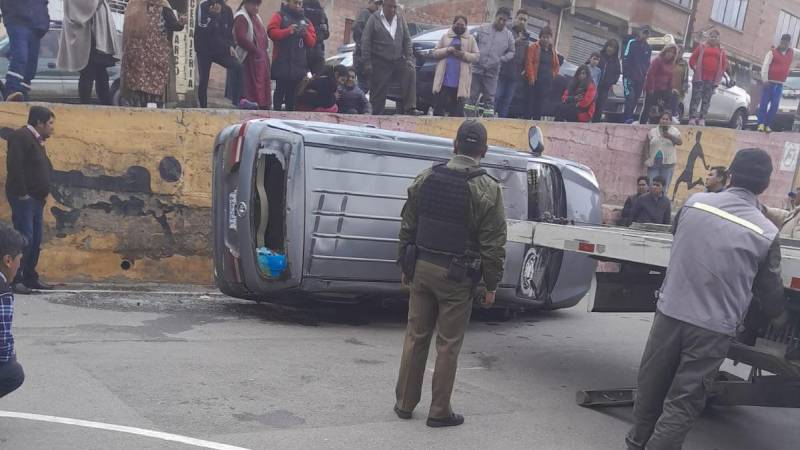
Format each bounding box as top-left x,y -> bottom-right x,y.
757,34 -> 799,133
688,29 -> 728,126
622,27 -> 653,124
395,119 -> 507,428
626,148 -> 785,449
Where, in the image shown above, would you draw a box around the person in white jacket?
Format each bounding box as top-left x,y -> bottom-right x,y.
57,0 -> 122,105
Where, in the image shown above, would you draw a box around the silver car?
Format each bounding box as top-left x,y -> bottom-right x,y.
605,52 -> 751,129
0,21 -> 122,103
212,120 -> 602,309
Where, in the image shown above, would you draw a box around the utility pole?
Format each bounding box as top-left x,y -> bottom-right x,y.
683,0 -> 699,49
513,0 -> 522,13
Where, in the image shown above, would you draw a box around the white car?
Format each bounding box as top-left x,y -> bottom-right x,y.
606,52 -> 751,129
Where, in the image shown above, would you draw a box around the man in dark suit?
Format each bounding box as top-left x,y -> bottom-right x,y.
5,106 -> 55,294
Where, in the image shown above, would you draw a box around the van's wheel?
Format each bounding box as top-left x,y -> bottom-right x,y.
519,246 -> 551,300
729,108 -> 746,130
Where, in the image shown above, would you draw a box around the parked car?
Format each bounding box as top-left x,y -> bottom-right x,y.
212,120 -> 602,309
602,51 -> 751,129
0,21 -> 122,104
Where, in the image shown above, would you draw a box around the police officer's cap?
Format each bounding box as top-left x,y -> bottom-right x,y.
729,148 -> 773,195
456,119 -> 488,153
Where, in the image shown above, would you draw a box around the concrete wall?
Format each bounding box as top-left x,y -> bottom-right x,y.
0,103 -> 796,284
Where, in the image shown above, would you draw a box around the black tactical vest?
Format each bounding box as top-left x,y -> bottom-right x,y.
416,163 -> 486,256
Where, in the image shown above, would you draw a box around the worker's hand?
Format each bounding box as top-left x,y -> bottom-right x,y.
447,46 -> 455,55
289,24 -> 299,34
481,291 -> 496,308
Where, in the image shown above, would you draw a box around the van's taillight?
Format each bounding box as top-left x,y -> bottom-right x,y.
231,122 -> 249,165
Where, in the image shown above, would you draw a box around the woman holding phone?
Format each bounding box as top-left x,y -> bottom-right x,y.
431,16 -> 479,117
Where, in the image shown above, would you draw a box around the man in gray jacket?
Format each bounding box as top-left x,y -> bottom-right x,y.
467,7 -> 514,116
626,148 -> 785,450
361,0 -> 418,115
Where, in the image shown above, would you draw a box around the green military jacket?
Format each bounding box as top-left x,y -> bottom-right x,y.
398,154 -> 507,291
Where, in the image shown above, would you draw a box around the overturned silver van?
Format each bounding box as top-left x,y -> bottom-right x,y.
212,120 -> 602,309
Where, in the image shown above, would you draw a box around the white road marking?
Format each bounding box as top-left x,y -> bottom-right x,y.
0,411 -> 251,450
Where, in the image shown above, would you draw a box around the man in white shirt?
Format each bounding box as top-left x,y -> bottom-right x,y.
360,0 -> 419,115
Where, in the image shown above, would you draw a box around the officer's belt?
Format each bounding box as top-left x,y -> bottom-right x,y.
417,250 -> 455,268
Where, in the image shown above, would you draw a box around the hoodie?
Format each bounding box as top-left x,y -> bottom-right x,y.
645,44 -> 677,93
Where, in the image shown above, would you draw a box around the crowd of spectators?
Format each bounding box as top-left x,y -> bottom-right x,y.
0,1 -> 797,124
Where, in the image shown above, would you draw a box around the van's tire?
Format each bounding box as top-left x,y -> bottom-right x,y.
518,245 -> 561,302
729,108 -> 747,130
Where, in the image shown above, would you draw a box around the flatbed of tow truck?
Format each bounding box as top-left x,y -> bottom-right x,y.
506,219 -> 800,409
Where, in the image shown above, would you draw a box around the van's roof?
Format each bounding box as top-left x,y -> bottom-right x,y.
263,119 -> 531,159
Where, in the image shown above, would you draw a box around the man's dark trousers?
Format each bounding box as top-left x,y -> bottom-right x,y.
623,77 -> 644,122
0,357 -> 25,397
370,58 -> 416,115
4,23 -> 42,100
395,260 -> 474,419
8,196 -> 44,285
626,311 -> 731,450
197,52 -> 242,108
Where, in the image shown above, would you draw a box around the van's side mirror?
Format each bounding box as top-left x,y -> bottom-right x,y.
529,126 -> 545,155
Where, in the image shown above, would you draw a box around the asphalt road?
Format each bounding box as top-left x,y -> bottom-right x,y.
1,286 -> 798,449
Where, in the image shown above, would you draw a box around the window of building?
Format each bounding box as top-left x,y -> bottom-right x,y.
664,0 -> 691,8
776,11 -> 800,47
711,0 -> 748,30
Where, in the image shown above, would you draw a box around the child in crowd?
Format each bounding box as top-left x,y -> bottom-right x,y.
337,68 -> 371,114
0,223 -> 26,398
587,52 -> 602,87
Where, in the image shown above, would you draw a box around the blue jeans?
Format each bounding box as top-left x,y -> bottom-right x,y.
4,24 -> 42,99
647,164 -> 675,192
494,77 -> 518,118
8,196 -> 44,285
757,82 -> 784,126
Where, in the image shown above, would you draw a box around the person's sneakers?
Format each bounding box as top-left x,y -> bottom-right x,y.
404,109 -> 424,116
393,404 -> 412,420
757,124 -> 766,132
25,280 -> 54,290
426,413 -> 465,428
765,126 -> 773,133
238,98 -> 258,110
671,116 -> 680,125
5,92 -> 23,102
12,283 -> 33,295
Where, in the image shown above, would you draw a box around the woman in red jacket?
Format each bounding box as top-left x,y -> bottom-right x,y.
267,0 -> 317,111
688,29 -> 728,126
556,65 -> 596,122
640,43 -> 677,124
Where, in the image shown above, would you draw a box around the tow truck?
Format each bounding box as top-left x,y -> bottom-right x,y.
506,220 -> 800,409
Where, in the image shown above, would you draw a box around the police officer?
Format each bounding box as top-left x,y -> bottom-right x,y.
394,119 -> 507,428
626,148 -> 785,449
